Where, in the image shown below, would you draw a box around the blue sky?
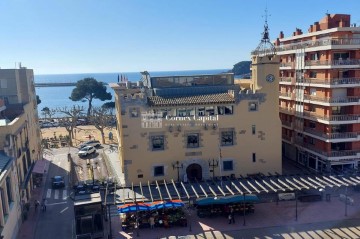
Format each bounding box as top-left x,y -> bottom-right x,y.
1,0 -> 359,74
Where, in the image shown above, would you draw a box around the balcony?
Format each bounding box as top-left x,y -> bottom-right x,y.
279,106 -> 295,115
295,140 -> 360,159
276,38 -> 360,53
305,59 -> 360,69
303,127 -> 360,142
279,62 -> 295,69
298,111 -> 360,124
297,77 -> 360,88
279,77 -> 295,85
279,92 -> 295,100
282,135 -> 293,143
281,121 -> 293,129
303,95 -> 360,106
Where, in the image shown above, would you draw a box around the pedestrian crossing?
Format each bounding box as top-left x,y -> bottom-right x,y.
46,189 -> 68,201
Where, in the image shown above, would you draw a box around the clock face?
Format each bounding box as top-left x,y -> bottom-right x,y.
266,74 -> 275,83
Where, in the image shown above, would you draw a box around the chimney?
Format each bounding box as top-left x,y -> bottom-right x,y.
279,31 -> 284,39
275,38 -> 280,46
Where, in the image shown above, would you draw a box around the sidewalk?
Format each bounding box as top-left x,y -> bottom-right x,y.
17,159 -> 51,239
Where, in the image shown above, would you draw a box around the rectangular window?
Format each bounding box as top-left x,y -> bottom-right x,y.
309,137 -> 315,145
334,52 -> 349,60
221,131 -> 234,146
0,79 -> 7,89
198,107 -> 205,116
130,108 -> 139,117
218,106 -> 233,115
309,71 -> 317,78
187,133 -> 199,148
252,125 -> 256,135
151,136 -> 164,151
249,102 -> 258,112
154,166 -> 164,177
137,174 -> 143,178
5,177 -> 11,203
205,106 -> 214,116
309,121 -> 316,129
310,88 -> 316,96
223,161 -> 233,171
252,153 -> 256,162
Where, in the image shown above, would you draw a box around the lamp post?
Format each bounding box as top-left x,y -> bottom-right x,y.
243,193 -> 246,226
208,159 -> 219,179
345,186 -> 348,217
295,190 -> 298,221
172,161 -> 183,183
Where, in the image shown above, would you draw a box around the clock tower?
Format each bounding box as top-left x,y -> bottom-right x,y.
250,8 -> 280,112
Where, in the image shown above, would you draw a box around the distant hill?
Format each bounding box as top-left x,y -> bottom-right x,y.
231,61 -> 251,78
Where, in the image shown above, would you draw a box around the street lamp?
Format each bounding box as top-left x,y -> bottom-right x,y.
295,190 -> 298,221
208,159 -> 219,179
172,161 -> 183,183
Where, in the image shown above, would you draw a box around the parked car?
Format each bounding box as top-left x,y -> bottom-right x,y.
76,118 -> 89,126
78,146 -> 96,157
79,140 -> 101,149
40,121 -> 54,128
52,176 -> 65,189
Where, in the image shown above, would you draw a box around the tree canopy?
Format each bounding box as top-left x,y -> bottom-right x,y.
36,95 -> 41,105
69,78 -> 112,118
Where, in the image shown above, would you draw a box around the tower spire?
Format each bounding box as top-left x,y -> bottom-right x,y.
253,7 -> 276,56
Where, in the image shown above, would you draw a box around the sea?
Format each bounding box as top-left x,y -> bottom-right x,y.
35,69 -> 229,116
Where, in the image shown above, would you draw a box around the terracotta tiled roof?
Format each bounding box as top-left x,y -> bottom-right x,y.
147,93 -> 235,107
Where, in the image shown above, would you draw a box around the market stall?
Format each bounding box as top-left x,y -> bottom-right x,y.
195,195 -> 259,218
118,200 -> 187,230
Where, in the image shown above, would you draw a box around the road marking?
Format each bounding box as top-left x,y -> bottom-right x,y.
54,190 -> 59,199
60,207 -> 68,214
46,202 -> 67,206
46,189 -> 51,199
62,190 -> 67,200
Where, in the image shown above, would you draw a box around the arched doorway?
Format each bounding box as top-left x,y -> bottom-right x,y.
186,163 -> 202,182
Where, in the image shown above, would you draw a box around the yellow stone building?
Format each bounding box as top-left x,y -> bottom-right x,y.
0,67 -> 42,239
110,54 -> 282,186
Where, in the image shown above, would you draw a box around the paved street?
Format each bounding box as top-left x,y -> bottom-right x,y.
34,148 -> 75,239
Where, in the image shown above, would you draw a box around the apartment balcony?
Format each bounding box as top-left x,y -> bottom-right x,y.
282,135 -> 293,144
296,77 -> 360,88
279,62 -> 295,70
281,121 -> 293,130
305,59 -> 360,69
279,92 -> 295,100
279,106 -> 295,115
276,38 -> 360,54
297,111 -> 360,124
303,127 -> 360,143
295,140 -> 360,160
279,77 -> 295,85
303,95 -> 360,106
